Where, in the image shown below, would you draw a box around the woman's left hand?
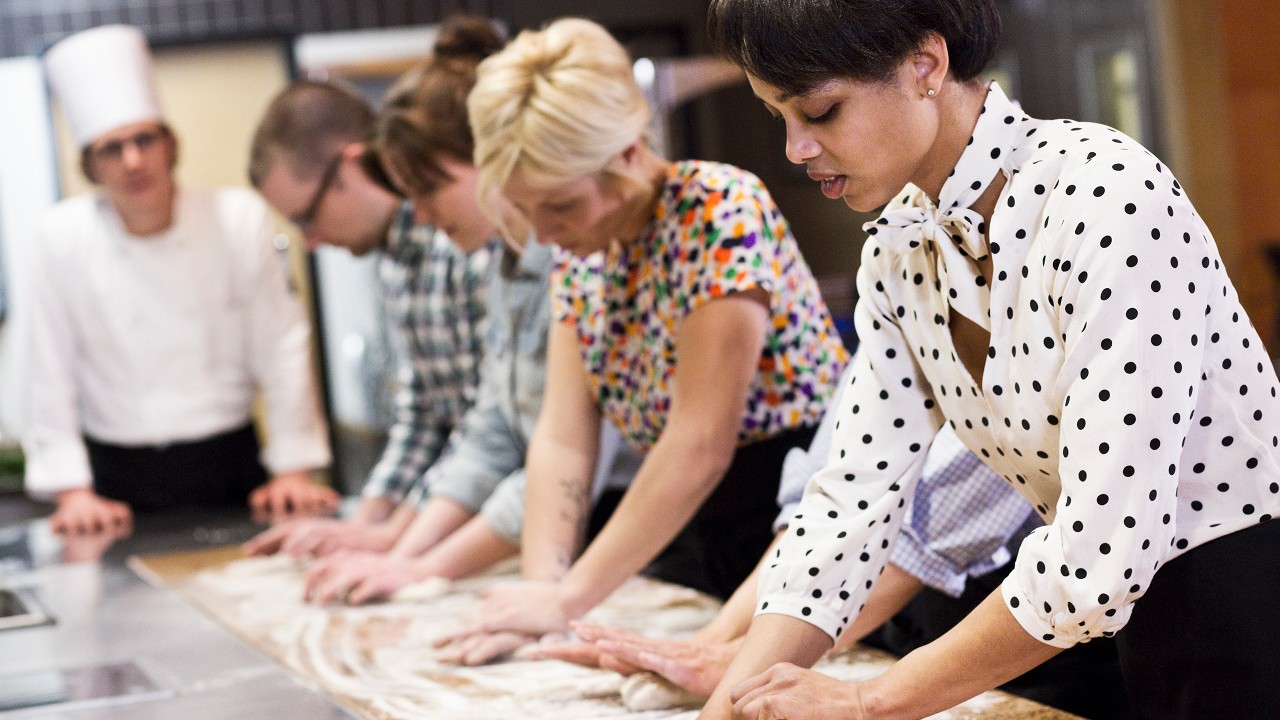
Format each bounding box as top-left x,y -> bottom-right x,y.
730,663 -> 869,720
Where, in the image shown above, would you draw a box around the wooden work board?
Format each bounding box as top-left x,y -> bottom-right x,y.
129,547 -> 1080,720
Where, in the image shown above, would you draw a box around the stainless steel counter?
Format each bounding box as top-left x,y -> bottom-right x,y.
0,498 -> 356,718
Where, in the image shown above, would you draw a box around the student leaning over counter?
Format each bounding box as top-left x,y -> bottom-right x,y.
436,17 -> 848,665
698,1 -> 1280,719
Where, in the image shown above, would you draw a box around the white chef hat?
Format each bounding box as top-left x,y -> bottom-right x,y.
43,25 -> 164,148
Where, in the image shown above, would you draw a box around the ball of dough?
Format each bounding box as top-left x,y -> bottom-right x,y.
390,577 -> 452,603
620,672 -> 702,711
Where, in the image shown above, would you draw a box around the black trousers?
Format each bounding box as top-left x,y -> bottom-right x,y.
1115,517 -> 1280,720
863,561 -> 1130,720
588,425 -> 817,600
85,424 -> 268,512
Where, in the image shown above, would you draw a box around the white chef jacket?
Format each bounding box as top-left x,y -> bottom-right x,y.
23,186 -> 331,498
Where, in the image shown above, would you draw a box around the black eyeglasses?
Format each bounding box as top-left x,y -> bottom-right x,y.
89,128 -> 169,163
291,154 -> 343,229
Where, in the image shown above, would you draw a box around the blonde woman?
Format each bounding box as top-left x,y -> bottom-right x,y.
437,18 -> 848,665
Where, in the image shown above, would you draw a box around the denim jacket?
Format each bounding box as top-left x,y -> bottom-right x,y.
415,237 -> 552,541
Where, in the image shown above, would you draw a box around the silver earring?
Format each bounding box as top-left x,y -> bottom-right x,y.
926,88 -> 936,97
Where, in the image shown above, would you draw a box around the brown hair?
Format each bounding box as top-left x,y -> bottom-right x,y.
369,15 -> 505,195
247,79 -> 373,187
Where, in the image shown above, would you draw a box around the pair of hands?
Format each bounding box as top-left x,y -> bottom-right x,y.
542,624 -> 870,720
302,551 -> 421,605
50,474 -> 336,536
243,515 -> 396,560
510,620 -> 871,719
713,664 -> 872,720
243,515 -> 409,605
525,622 -> 737,699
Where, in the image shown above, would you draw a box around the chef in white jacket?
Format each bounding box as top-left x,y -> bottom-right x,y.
23,25 -> 334,534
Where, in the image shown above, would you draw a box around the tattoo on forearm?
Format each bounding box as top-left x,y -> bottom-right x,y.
556,475 -> 591,535
553,550 -> 573,579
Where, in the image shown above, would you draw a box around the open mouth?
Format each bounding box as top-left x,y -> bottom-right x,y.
819,175 -> 847,200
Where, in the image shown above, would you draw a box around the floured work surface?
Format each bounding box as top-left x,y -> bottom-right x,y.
131,549 -> 1079,720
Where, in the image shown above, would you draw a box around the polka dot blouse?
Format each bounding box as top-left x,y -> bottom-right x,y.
551,160 -> 848,452
758,83 -> 1280,648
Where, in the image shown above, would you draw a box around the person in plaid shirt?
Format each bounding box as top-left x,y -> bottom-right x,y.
243,75 -> 494,558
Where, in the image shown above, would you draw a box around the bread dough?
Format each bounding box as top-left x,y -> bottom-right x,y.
390,577 -> 452,603
222,554 -> 301,576
619,672 -> 702,711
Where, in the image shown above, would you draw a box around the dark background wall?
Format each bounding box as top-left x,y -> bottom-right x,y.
0,0 -> 1177,319
0,0 -> 502,57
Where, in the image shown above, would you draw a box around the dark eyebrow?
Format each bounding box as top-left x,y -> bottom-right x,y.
777,79 -> 838,105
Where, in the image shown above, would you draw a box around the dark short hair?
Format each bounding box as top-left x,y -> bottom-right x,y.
708,0 -> 1001,95
248,80 -> 373,187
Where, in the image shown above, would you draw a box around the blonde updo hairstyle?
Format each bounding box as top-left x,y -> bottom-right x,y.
467,17 -> 652,235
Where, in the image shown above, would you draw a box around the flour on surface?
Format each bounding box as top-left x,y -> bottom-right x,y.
178,561 -> 1068,720
620,673 -> 702,712
389,577 -> 451,603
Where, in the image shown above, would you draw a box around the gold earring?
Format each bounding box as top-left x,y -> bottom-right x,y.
926,88 -> 936,97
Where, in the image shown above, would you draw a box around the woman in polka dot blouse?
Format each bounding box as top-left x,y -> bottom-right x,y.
433,18 -> 848,665
699,1 -> 1280,719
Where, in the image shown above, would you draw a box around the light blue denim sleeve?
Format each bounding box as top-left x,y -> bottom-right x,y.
417,240 -> 550,513
420,356 -> 525,512
479,470 -> 525,544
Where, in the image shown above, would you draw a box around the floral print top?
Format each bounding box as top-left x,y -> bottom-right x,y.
551,160 -> 848,452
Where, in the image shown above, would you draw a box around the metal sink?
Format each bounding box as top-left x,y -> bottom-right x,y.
0,587 -> 53,632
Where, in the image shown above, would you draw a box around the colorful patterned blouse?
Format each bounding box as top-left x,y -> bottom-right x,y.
551,160 -> 848,452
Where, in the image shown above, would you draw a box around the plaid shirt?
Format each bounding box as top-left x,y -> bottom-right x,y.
362,203 -> 496,502
777,363 -> 1035,598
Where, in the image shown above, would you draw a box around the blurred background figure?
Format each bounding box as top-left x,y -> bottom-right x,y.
23,25 -> 334,535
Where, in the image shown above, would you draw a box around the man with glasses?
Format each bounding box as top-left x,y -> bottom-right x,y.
23,25 -> 334,533
242,79 -> 495,558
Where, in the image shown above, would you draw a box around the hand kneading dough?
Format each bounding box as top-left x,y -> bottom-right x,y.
620,672 -> 702,711
221,554 -> 301,576
389,577 -> 452,603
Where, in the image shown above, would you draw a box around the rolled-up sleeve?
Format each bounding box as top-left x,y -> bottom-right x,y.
1000,160 -> 1207,646
890,427 -> 1035,597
